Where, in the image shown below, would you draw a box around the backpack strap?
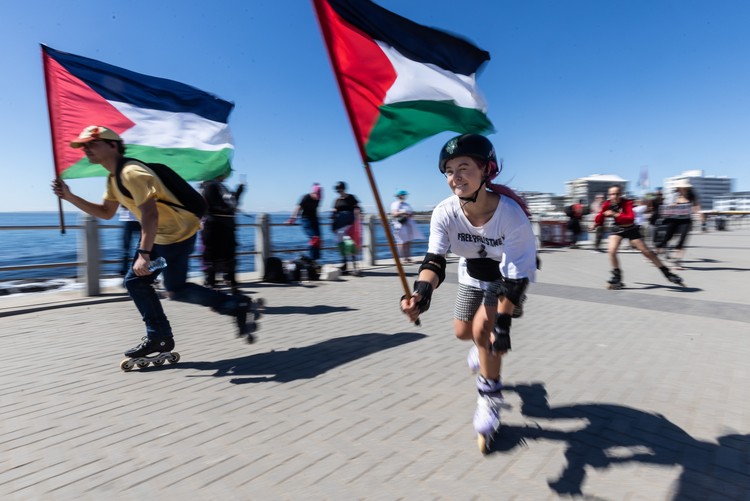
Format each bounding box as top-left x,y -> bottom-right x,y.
115,157 -> 189,212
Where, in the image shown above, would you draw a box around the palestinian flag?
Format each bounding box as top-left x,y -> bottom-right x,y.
42,44 -> 234,180
313,0 -> 494,162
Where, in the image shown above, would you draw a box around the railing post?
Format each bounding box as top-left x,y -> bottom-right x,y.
363,213 -> 377,266
255,213 -> 270,277
81,214 -> 101,296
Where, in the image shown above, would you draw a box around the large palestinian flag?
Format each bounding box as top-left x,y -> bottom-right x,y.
42,44 -> 234,180
313,0 -> 494,162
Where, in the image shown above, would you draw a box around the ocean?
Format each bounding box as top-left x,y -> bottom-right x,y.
0,212 -> 430,284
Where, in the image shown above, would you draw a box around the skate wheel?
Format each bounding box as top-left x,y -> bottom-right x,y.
120,359 -> 135,372
152,359 -> 165,366
169,352 -> 180,364
477,434 -> 489,455
246,333 -> 256,344
136,360 -> 150,369
254,298 -> 265,308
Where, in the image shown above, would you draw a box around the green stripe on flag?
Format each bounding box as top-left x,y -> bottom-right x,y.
364,100 -> 494,162
60,146 -> 233,181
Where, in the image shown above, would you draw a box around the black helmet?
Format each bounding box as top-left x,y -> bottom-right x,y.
439,134 -> 497,175
334,181 -> 346,191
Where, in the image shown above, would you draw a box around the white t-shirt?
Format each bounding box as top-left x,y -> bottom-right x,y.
633,204 -> 648,225
428,194 -> 537,285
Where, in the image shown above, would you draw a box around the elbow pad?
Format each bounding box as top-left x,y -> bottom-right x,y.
419,253 -> 447,286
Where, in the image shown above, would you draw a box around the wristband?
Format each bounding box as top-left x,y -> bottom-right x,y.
137,249 -> 152,256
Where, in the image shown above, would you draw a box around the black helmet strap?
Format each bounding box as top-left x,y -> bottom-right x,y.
457,163 -> 492,204
458,178 -> 487,204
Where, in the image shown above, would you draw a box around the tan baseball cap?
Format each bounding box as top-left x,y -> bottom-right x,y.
70,125 -> 123,148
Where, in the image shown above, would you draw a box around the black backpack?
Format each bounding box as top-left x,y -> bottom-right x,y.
115,157 -> 207,218
263,257 -> 287,283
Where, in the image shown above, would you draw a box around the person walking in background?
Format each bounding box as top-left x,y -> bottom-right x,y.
286,183 -> 323,262
118,206 -> 141,276
589,194 -> 605,252
590,185 -> 683,289
52,126 -> 258,363
390,190 -> 424,263
564,199 -> 586,249
400,134 -> 537,454
331,181 -> 361,275
201,174 -> 245,292
655,180 -> 701,270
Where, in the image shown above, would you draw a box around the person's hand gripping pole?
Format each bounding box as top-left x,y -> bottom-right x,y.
399,253 -> 446,326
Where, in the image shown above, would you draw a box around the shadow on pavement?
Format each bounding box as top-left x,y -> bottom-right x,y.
492,382 -> 750,499
629,282 -> 703,293
258,304 -> 357,315
175,332 -> 426,384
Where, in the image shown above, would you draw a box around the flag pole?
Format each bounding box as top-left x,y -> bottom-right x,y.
41,44 -> 66,234
312,0 -> 419,325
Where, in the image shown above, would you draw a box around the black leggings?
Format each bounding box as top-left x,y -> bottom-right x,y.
657,219 -> 691,250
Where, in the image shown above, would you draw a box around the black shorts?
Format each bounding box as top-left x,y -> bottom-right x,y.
611,225 -> 643,241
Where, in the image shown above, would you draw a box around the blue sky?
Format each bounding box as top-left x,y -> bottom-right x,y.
1,0 -> 748,214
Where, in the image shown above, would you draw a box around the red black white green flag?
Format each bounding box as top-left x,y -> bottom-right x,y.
313,0 -> 495,162
42,44 -> 235,180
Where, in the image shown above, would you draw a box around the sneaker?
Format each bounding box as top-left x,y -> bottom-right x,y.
124,336 -> 174,358
467,345 -> 480,373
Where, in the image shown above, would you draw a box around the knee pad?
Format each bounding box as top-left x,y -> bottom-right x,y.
501,277 -> 528,306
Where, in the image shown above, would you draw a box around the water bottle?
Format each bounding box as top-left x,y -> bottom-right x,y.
148,256 -> 167,273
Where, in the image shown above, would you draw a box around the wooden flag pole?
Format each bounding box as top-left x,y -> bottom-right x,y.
312,0 -> 419,325
361,160 -> 417,322
41,44 -> 66,234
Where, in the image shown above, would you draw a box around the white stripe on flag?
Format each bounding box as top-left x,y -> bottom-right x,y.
112,102 -> 235,151
378,42 -> 489,111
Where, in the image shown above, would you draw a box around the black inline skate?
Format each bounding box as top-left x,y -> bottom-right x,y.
660,266 -> 685,287
607,268 -> 624,290
120,336 -> 180,371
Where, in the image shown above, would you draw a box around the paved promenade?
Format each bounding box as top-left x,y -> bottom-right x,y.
1,227 -> 749,500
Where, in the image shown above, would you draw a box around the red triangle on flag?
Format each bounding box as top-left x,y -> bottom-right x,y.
44,54 -> 135,176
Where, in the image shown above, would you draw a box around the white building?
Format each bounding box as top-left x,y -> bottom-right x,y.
712,192 -> 750,212
565,174 -> 628,206
663,170 -> 734,210
519,191 -> 566,216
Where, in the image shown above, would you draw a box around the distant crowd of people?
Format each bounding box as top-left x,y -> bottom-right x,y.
559,182 -> 705,288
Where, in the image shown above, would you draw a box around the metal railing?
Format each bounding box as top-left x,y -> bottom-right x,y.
0,213 -> 431,296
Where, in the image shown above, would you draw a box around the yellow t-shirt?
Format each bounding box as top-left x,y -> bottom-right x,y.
104,159 -> 200,245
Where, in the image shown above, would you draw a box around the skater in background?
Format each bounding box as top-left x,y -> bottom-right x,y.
590,185 -> 683,289
648,188 -> 664,243
118,206 -> 141,276
331,181 -> 361,275
390,189 -> 424,263
589,194 -> 605,252
655,180 -> 701,270
201,173 -> 245,292
286,183 -> 323,262
400,134 -> 537,453
52,126 -> 257,362
564,199 -> 587,249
